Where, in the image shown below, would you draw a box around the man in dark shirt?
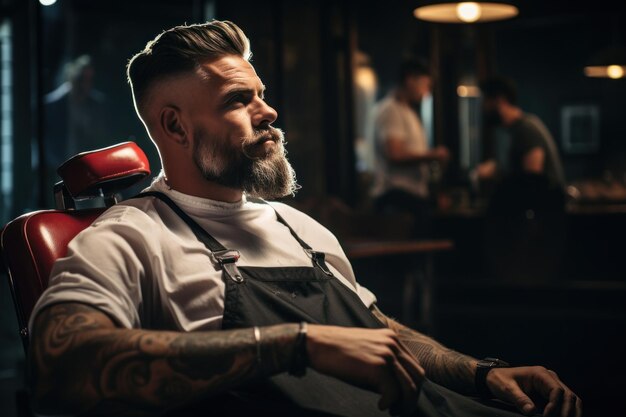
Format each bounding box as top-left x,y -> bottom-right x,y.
477,77 -> 568,283
476,76 -> 565,187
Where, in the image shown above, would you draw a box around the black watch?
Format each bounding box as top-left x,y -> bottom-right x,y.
475,357 -> 510,399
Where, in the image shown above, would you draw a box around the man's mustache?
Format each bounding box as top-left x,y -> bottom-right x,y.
245,127 -> 284,145
241,128 -> 285,159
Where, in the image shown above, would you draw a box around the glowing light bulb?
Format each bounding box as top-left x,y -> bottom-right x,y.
457,85 -> 480,97
607,65 -> 624,79
456,2 -> 482,23
39,0 -> 57,5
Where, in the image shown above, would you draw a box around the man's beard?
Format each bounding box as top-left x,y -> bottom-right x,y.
192,126 -> 299,199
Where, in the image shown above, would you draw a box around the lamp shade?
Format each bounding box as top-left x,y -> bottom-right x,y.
584,45 -> 626,79
414,1 -> 518,23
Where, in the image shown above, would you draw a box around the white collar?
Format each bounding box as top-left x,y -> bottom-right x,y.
148,171 -> 248,213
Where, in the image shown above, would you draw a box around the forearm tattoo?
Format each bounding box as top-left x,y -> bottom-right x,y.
29,303 -> 300,415
371,306 -> 478,394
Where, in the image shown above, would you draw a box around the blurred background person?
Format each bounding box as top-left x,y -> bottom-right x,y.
43,55 -> 109,176
475,76 -> 565,188
370,58 -> 449,237
476,76 -> 567,282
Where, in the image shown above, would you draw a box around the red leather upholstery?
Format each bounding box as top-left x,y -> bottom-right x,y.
57,141 -> 150,198
1,210 -> 103,342
1,141 -> 151,349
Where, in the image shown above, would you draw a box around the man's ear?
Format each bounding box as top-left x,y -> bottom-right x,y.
159,105 -> 189,147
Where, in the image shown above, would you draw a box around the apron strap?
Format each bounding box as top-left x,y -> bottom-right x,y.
134,192 -> 331,278
135,191 -> 243,282
248,197 -> 333,276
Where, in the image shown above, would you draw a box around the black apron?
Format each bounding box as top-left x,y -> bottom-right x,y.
141,192 -> 528,417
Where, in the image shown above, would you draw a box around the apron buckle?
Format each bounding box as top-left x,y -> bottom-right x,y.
305,249 -> 333,276
212,249 -> 244,283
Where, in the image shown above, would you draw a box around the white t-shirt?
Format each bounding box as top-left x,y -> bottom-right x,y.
372,92 -> 429,198
29,174 -> 376,332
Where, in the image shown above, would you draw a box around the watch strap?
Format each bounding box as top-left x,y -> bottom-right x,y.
475,357 -> 510,399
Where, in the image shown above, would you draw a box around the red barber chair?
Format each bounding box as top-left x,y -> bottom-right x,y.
1,141 -> 150,352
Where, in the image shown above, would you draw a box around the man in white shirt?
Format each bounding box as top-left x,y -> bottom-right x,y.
27,20 -> 581,417
372,59 -> 449,236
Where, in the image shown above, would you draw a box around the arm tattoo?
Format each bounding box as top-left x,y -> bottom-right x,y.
29,303 -> 301,415
371,305 -> 478,394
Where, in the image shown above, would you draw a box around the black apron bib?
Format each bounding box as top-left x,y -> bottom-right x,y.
141,192 -> 527,417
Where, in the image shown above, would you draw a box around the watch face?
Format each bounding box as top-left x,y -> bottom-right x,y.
478,358 -> 510,368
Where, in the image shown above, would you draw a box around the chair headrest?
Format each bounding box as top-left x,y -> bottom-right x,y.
57,142 -> 151,198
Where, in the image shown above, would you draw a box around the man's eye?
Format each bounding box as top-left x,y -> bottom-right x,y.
226,93 -> 254,107
226,95 -> 244,105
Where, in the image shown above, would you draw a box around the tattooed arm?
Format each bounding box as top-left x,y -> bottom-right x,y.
29,302 -> 425,416
370,305 -> 478,394
371,306 -> 583,417
28,302 -> 303,415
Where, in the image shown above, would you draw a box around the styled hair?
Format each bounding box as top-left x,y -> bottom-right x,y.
480,76 -> 518,105
127,20 -> 251,115
397,58 -> 431,85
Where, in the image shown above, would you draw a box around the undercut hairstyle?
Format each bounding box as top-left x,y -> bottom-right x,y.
480,76 -> 518,105
397,58 -> 431,85
127,20 -> 251,116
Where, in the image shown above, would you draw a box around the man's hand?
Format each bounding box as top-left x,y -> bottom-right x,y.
306,325 -> 425,416
476,159 -> 497,179
487,366 -> 582,417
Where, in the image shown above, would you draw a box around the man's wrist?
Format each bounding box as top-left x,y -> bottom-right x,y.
475,358 -> 510,398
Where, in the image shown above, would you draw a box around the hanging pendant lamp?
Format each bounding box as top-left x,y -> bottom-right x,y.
413,1 -> 518,24
584,46 -> 626,79
584,17 -> 626,80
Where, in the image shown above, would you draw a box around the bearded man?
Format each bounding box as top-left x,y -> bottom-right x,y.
27,20 -> 581,417
476,76 -> 565,188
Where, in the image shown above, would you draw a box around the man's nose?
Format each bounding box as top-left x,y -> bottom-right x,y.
252,99 -> 278,127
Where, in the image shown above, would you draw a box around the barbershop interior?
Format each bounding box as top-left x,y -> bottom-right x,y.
0,0 -> 624,415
